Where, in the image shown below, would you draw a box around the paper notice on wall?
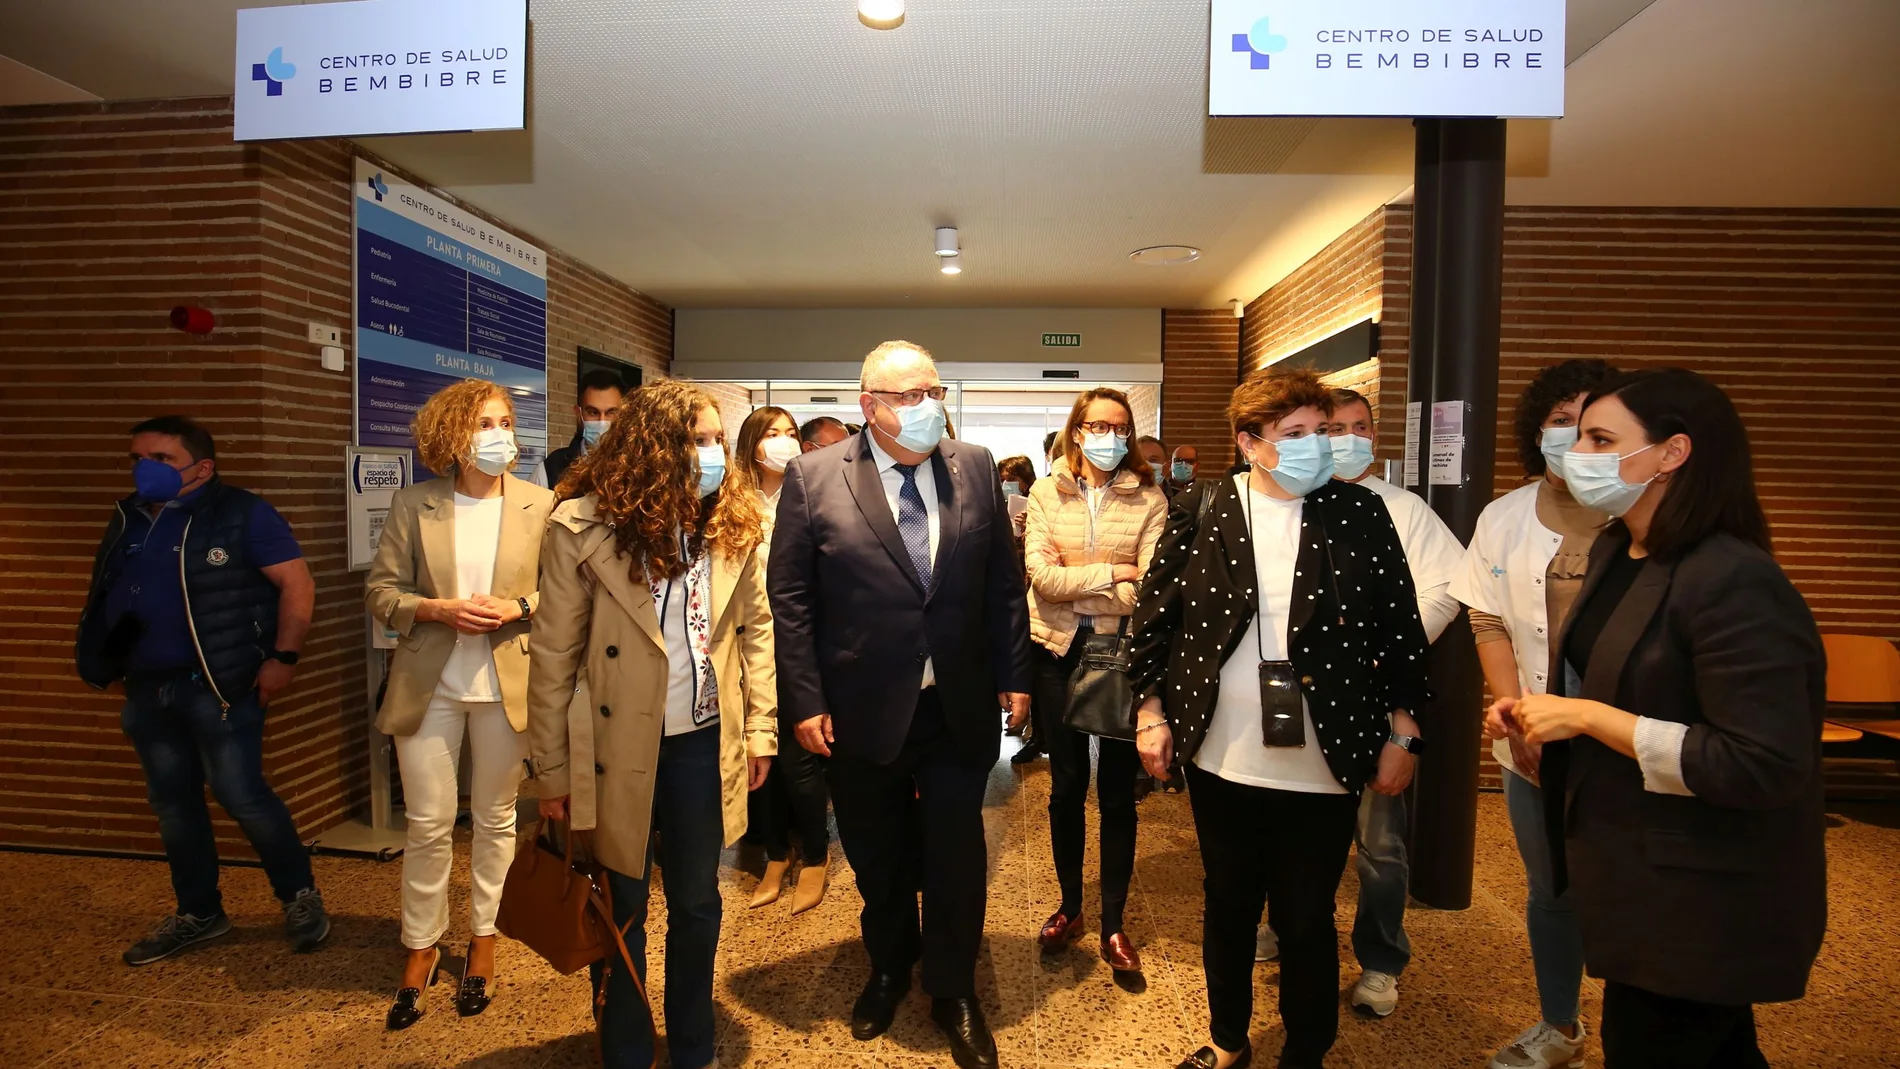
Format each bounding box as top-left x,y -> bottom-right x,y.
1428,400 -> 1465,486
1403,402 -> 1423,487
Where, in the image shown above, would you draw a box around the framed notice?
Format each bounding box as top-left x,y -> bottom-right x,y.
351,158 -> 548,478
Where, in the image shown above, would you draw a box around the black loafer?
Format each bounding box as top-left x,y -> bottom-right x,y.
1176,1045 -> 1252,1069
455,971 -> 492,1018
931,996 -> 999,1069
851,971 -> 910,1041
386,947 -> 442,1031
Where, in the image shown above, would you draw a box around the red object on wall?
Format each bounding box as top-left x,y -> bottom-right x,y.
169,305 -> 215,334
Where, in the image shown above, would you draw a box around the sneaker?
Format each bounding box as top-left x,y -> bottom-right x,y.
1254,925 -> 1279,963
1350,970 -> 1399,1017
1489,1020 -> 1587,1069
283,887 -> 330,952
123,911 -> 232,965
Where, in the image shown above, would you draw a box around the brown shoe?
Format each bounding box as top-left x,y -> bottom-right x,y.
1101,932 -> 1141,973
750,858 -> 791,908
791,859 -> 829,915
1038,910 -> 1084,951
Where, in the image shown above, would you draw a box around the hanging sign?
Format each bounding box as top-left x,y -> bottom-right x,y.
1209,0 -> 1566,118
351,158 -> 549,479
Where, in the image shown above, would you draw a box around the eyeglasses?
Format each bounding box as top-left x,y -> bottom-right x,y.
1077,420 -> 1134,439
869,385 -> 948,407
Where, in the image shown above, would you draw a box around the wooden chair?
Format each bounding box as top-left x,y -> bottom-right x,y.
1822,634 -> 1900,742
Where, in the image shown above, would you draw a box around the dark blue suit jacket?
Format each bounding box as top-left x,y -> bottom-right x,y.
767,433 -> 1033,765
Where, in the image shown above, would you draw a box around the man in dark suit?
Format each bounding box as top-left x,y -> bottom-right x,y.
769,340 -> 1032,1069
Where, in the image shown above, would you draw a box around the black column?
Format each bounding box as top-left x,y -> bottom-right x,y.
1404,119 -> 1440,490
1409,117 -> 1506,911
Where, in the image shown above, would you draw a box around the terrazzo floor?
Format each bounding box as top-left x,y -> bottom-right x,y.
2,758 -> 1894,1068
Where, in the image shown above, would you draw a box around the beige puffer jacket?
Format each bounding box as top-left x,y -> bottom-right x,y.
1025,457 -> 1169,657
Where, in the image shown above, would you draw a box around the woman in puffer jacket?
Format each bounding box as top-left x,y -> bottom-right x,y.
1024,387 -> 1168,976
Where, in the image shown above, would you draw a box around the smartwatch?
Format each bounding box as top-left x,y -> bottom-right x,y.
1389,733 -> 1425,755
517,596 -> 533,621
268,649 -> 300,666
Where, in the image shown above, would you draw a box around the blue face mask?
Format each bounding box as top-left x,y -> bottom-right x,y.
695,444 -> 726,497
1329,434 -> 1375,481
581,419 -> 611,447
875,396 -> 947,454
1078,431 -> 1128,473
1252,433 -> 1335,497
134,457 -> 189,502
1539,425 -> 1578,480
1001,481 -> 1022,497
1562,443 -> 1656,517
1149,461 -> 1166,483
1169,460 -> 1193,483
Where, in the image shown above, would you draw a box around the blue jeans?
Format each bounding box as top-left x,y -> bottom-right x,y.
597,726 -> 724,1069
1350,787 -> 1412,976
1503,769 -> 1585,1029
120,670 -> 314,918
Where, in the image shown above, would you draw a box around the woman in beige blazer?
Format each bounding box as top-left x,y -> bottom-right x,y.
529,380 -> 777,1069
1024,387 -> 1167,975
364,379 -> 555,1030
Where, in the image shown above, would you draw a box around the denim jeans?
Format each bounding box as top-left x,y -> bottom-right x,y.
1503,768 -> 1586,1029
597,725 -> 724,1069
119,670 -> 314,918
1350,787 -> 1412,976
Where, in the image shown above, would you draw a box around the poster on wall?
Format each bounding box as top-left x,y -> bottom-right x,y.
352,158 -> 548,478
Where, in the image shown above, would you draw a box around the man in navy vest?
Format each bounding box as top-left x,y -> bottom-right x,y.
75,416 -> 328,965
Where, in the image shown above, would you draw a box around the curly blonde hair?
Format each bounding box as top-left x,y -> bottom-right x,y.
558,381 -> 763,580
411,379 -> 514,475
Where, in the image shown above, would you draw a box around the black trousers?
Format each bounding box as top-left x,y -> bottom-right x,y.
750,732 -> 832,865
1602,981 -> 1768,1069
1186,763 -> 1357,1068
1034,642 -> 1139,934
827,689 -> 991,997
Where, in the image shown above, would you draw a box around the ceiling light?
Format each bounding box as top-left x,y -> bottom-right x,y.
934,227 -> 959,257
1129,245 -> 1202,266
940,253 -> 962,275
859,0 -> 905,29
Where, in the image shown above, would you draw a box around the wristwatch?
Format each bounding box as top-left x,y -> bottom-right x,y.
268,649 -> 300,666
1389,733 -> 1425,755
517,596 -> 533,621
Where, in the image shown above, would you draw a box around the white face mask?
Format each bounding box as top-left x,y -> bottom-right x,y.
758,436 -> 802,473
1540,425 -> 1579,480
1563,443 -> 1657,516
470,427 -> 518,476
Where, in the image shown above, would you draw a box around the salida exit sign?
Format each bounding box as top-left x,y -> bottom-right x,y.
1042,333 -> 1082,347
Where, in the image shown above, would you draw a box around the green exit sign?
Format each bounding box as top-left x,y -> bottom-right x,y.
1041,333 -> 1082,347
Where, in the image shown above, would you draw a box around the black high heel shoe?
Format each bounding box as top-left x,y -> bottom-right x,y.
455,947 -> 493,1018
386,946 -> 442,1031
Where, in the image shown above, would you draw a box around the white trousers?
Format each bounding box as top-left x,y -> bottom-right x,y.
395,696 -> 528,949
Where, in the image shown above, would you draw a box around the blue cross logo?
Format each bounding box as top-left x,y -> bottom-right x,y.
1231,17 -> 1289,70
367,172 -> 389,202
1491,565 -> 1507,578
251,46 -> 296,97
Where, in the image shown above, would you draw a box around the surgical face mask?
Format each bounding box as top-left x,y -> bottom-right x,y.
1149,461 -> 1166,483
1562,443 -> 1657,517
1539,425 -> 1578,480
759,436 -> 802,473
1001,481 -> 1022,497
874,396 -> 947,454
133,457 -> 192,502
1250,432 -> 1335,497
581,419 -> 611,448
1079,431 -> 1128,473
696,444 -> 727,497
1169,460 -> 1193,483
470,427 -> 518,477
1329,434 -> 1375,481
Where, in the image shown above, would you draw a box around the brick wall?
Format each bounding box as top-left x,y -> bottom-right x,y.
0,97 -> 671,854
1159,309 -> 1240,473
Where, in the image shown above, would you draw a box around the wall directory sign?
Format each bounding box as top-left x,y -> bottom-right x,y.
235,0 -> 527,141
352,158 -> 548,478
1209,0 -> 1565,118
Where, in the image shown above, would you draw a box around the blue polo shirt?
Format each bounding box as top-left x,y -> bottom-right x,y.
100,485 -> 303,673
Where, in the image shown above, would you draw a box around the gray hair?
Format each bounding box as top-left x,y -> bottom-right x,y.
860,340 -> 937,392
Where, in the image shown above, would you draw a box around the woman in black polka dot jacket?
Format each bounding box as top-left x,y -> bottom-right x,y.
1129,367 -> 1432,1069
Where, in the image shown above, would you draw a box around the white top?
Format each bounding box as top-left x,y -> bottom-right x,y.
658,570 -> 714,736
1358,475 -> 1467,644
1193,475 -> 1348,795
1449,481 -> 1563,779
435,492 -> 504,702
867,432 -> 943,689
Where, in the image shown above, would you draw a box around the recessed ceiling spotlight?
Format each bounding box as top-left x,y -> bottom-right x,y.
1129,245 -> 1202,266
940,253 -> 962,275
859,0 -> 905,29
934,227 -> 959,257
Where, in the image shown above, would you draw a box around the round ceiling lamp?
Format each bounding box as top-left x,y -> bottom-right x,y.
940,252 -> 962,275
1128,245 -> 1202,266
934,227 -> 959,256
859,0 -> 905,29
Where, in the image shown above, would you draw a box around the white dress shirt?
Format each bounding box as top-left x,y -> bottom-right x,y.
1357,475 -> 1467,643
867,431 -> 942,689
435,492 -> 503,702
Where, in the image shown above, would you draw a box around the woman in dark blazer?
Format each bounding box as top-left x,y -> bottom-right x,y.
1507,368 -> 1826,1068
1129,366 -> 1432,1069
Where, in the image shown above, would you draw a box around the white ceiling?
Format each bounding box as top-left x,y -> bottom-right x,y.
1,0 -> 1896,310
